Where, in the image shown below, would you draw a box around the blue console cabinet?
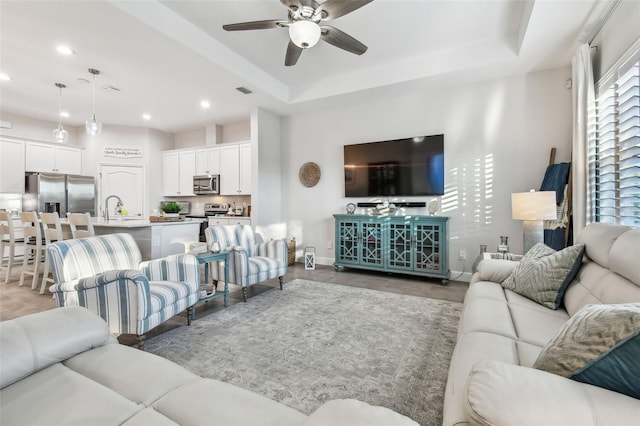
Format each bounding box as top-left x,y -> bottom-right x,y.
334,214 -> 449,282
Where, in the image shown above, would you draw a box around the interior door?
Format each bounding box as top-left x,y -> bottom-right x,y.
99,164 -> 144,218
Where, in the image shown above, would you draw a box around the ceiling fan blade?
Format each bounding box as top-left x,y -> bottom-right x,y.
223,20 -> 284,31
285,40 -> 303,66
321,26 -> 367,55
316,0 -> 373,20
280,0 -> 301,10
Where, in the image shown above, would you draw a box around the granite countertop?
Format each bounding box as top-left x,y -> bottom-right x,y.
61,218 -> 203,228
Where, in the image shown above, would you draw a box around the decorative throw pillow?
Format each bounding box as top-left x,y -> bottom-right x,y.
502,243 -> 585,309
533,303 -> 640,399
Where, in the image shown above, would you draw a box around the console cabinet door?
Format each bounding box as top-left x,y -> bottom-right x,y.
413,219 -> 446,275
0,139 -> 25,193
387,218 -> 414,272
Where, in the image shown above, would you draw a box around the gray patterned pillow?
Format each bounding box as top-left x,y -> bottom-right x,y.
502,243 -> 585,309
534,303 -> 640,399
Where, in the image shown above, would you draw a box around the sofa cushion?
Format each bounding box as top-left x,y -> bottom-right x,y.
502,243 -> 585,310
303,399 -> 419,426
533,303 -> 640,399
0,307 -> 113,389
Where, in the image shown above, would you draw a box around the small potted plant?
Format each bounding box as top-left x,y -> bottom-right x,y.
161,202 -> 182,217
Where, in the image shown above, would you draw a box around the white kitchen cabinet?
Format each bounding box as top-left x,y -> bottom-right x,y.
25,141 -> 82,175
208,217 -> 251,227
0,139 -> 25,193
162,150 -> 196,196
195,147 -> 220,176
220,143 -> 251,195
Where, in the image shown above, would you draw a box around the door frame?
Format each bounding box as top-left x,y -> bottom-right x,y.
98,163 -> 146,219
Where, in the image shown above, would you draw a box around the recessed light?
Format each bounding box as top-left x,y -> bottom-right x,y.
0,73 -> 11,81
201,100 -> 210,108
56,45 -> 75,55
60,111 -> 70,118
142,114 -> 151,121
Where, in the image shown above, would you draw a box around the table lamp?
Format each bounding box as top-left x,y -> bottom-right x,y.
511,190 -> 557,254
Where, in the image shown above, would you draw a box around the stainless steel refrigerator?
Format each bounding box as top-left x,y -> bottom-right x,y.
23,173 -> 96,217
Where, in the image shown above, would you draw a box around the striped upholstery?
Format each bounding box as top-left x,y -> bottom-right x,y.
205,225 -> 287,288
48,233 -> 199,336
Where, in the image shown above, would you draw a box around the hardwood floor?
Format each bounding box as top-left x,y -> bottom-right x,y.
0,262 -> 468,343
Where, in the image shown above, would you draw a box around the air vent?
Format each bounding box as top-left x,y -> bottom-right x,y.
101,85 -> 121,92
236,86 -> 253,95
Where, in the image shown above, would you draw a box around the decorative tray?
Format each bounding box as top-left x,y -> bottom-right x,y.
149,216 -> 185,222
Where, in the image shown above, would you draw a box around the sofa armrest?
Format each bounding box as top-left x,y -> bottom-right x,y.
473,259 -> 519,284
466,360 -> 640,426
140,254 -> 198,290
0,307 -> 114,389
303,399 -> 419,426
49,269 -> 148,292
254,239 -> 287,262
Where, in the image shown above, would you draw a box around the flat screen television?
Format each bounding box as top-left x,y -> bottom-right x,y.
344,134 -> 444,197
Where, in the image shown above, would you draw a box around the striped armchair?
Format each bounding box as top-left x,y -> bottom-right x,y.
47,233 -> 199,349
205,225 -> 287,302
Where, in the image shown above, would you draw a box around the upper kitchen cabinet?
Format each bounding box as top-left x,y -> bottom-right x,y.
25,141 -> 82,175
195,147 -> 220,176
220,143 -> 251,195
0,139 -> 26,193
162,150 -> 196,196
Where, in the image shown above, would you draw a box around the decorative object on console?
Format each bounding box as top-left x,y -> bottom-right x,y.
222,0 -> 372,66
299,162 -> 321,187
533,303 -> 640,399
428,199 -> 439,215
85,68 -> 102,136
497,236 -> 509,253
501,242 -> 585,310
471,245 -> 487,274
52,83 -> 69,143
346,202 -> 356,214
511,190 -> 557,253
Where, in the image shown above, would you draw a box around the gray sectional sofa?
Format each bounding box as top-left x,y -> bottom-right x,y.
0,307 -> 418,426
443,222 -> 640,425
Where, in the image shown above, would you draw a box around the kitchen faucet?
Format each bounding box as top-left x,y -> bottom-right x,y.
103,195 -> 123,222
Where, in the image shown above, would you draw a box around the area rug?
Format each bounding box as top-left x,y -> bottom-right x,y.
145,279 -> 462,426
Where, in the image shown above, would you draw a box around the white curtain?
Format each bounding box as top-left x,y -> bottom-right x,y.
571,44 -> 595,235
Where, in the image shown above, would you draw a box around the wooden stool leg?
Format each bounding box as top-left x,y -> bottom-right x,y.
279,276 -> 283,291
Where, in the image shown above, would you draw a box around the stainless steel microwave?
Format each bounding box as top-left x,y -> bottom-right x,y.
193,174 -> 220,195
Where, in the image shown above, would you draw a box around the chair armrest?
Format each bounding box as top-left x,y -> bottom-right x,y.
466,360 -> 640,426
139,254 -> 199,289
49,269 -> 148,292
254,239 -> 287,262
473,259 -> 519,284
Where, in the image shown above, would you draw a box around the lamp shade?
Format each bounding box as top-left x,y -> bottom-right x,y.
511,191 -> 557,221
289,21 -> 321,49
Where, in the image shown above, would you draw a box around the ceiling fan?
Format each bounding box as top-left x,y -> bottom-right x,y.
223,0 -> 373,66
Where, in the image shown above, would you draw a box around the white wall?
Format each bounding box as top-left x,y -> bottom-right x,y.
174,128 -> 205,149
282,67 -> 572,278
0,112 -> 81,146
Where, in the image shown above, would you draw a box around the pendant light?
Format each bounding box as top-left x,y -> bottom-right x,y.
52,83 -> 69,144
85,68 -> 102,135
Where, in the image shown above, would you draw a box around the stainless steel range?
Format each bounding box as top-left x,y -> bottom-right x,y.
188,203 -> 228,242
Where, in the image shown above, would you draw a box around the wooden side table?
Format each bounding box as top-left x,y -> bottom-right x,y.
193,251 -> 229,319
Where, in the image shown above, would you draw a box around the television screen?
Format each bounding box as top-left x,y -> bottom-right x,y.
344,134 -> 444,197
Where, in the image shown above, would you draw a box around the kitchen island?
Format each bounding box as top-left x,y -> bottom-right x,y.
73,218 -> 201,261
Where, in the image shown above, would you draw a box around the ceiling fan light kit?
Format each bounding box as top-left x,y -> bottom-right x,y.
289,20 -> 321,48
223,0 -> 373,66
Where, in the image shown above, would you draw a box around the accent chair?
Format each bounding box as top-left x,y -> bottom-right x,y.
205,224 -> 287,302
47,233 -> 199,349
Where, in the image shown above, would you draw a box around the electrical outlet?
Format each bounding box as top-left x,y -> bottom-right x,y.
327,241 -> 333,249
459,249 -> 467,261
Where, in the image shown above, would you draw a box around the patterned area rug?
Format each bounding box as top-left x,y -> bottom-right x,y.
146,279 -> 462,426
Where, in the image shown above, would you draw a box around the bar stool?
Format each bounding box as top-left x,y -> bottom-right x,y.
20,211 -> 45,290
67,212 -> 95,238
0,212 -> 23,284
40,212 -> 64,294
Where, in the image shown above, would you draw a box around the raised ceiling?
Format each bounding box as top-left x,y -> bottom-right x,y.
0,0 -> 606,133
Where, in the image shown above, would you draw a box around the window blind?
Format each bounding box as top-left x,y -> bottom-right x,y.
590,42 -> 640,227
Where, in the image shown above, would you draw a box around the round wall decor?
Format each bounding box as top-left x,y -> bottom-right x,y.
299,162 -> 321,187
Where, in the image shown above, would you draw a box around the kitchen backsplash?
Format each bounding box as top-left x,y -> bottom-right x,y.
0,193 -> 22,216
165,195 -> 251,216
